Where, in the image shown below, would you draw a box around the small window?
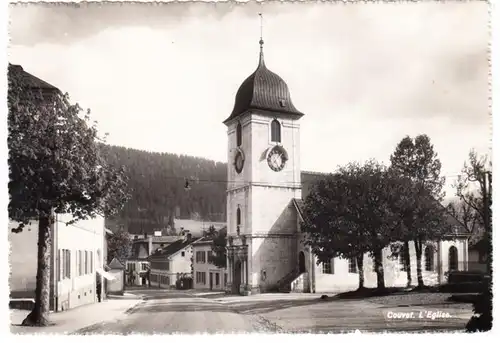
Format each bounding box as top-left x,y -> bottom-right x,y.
322,260 -> 333,274
181,251 -> 185,257
236,122 -> 242,147
348,257 -> 357,274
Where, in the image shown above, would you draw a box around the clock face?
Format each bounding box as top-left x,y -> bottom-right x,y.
267,146 -> 287,172
234,150 -> 244,174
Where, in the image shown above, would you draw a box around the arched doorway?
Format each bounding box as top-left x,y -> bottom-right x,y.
233,260 -> 242,294
299,251 -> 306,273
448,246 -> 458,272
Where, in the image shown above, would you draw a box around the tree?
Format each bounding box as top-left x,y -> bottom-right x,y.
455,150 -> 492,332
8,67 -> 129,326
302,160 -> 405,291
203,225 -> 218,238
207,226 -> 227,269
389,134 -> 449,288
107,230 -> 132,264
454,150 -> 492,272
446,199 -> 479,235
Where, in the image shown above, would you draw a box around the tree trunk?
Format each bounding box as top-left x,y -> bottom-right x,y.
403,241 -> 412,287
356,254 -> 365,290
374,249 -> 385,290
22,215 -> 52,326
414,239 -> 424,288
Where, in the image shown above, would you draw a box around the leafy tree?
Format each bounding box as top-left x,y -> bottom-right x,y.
107,229 -> 132,264
206,226 -> 227,269
8,67 -> 129,326
302,160 -> 406,291
203,225 -> 218,238
389,134 -> 448,288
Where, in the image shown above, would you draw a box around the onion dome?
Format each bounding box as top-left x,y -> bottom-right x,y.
223,39 -> 304,124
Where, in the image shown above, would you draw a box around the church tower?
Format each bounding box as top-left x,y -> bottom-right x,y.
223,29 -> 305,294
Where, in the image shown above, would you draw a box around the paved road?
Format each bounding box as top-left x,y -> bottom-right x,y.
76,293 -> 266,334
76,290 -> 472,334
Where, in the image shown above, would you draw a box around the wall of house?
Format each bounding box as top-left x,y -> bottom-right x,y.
192,244 -> 227,290
9,215 -> 105,311
55,213 -> 105,312
468,248 -> 487,272
150,244 -> 194,288
310,238 -> 469,293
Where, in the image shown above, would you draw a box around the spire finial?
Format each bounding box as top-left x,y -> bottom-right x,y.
259,13 -> 264,48
258,13 -> 264,65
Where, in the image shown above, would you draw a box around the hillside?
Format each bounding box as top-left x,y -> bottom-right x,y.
101,144 -> 326,234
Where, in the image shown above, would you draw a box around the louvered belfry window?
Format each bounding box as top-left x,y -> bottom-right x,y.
271,119 -> 281,143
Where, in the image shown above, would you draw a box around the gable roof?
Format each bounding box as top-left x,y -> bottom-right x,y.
148,237 -> 199,260
129,241 -> 150,260
108,257 -> 125,270
292,198 -> 305,223
8,64 -> 59,91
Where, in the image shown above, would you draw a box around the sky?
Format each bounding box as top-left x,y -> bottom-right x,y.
7,1 -> 491,198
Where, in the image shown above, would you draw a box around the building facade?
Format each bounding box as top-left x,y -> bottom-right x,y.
148,235 -> 198,288
9,214 -> 109,312
223,40 -> 470,295
192,238 -> 227,291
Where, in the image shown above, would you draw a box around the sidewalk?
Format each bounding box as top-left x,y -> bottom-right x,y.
10,296 -> 143,335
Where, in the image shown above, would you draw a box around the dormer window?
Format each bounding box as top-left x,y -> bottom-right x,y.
236,122 -> 242,147
271,119 -> 281,143
279,99 -> 286,107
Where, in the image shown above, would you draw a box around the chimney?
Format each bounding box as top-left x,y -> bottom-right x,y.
185,233 -> 192,242
148,235 -> 153,255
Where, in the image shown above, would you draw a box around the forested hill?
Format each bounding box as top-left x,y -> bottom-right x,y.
100,144 -> 325,234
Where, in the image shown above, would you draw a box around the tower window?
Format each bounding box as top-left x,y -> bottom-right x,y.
236,207 -> 241,226
271,119 -> 281,143
236,207 -> 241,234
236,122 -> 242,147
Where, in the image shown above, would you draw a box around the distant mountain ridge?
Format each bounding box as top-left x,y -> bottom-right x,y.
101,144 -> 325,234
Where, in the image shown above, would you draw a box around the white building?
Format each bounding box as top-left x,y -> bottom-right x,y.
148,234 -> 199,288
9,213 -> 113,312
192,237 -> 227,291
223,39 -> 470,295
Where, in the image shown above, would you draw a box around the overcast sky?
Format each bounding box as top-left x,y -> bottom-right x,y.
8,1 -> 490,198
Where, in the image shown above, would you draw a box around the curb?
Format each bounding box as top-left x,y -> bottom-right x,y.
124,299 -> 145,315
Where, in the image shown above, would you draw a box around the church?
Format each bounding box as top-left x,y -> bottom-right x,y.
222,37 -> 470,295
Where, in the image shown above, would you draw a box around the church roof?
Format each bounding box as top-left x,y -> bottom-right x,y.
223,40 -> 304,124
